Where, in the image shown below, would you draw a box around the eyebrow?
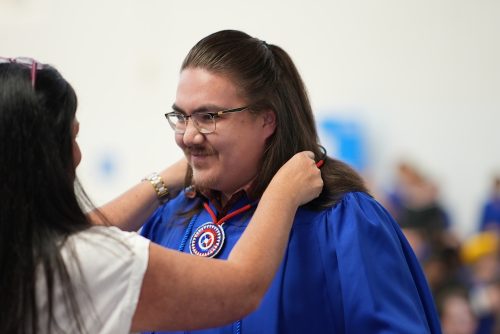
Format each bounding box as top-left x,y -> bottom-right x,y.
171,104 -> 228,115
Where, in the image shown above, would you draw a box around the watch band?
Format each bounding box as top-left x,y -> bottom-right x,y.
143,172 -> 170,204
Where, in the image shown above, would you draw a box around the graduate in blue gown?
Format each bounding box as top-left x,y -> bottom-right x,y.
141,29 -> 442,334
479,176 -> 500,232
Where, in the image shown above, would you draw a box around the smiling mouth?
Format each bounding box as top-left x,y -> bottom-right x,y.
186,146 -> 214,157
191,151 -> 209,157
187,149 -> 213,166
189,151 -> 209,160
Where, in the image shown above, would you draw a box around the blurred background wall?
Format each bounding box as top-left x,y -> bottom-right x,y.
2,0 -> 499,238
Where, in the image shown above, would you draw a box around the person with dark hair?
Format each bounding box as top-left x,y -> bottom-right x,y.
141,30 -> 442,333
0,57 -> 323,334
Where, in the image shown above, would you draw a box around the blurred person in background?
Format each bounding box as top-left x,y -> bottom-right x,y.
386,161 -> 465,293
386,161 -> 451,234
437,286 -> 478,334
461,231 -> 500,334
479,176 -> 500,232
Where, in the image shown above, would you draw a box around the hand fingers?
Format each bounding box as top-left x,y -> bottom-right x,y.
303,150 -> 315,160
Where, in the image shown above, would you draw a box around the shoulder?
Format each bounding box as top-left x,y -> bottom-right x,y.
300,191 -> 415,269
331,192 -> 400,240
296,191 -> 394,227
296,191 -> 405,252
62,226 -> 150,283
65,226 -> 149,257
328,191 -> 394,222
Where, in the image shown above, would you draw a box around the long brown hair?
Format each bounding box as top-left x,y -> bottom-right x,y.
181,30 -> 367,210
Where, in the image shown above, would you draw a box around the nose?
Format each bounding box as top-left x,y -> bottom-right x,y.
182,118 -> 205,145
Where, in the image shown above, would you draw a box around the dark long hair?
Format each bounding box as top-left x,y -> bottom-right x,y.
0,62 -> 91,333
181,30 -> 367,210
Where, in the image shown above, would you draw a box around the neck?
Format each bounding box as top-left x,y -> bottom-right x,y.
220,193 -> 232,207
220,178 -> 256,207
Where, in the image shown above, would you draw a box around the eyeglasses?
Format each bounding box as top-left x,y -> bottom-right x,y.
0,57 -> 45,88
165,106 -> 250,134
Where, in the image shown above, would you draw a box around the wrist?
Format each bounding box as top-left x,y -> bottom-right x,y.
264,182 -> 300,209
142,172 -> 170,204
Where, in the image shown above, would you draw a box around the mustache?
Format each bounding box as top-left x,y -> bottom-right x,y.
185,146 -> 216,156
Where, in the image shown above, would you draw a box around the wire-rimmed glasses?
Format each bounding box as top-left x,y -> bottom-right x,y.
0,57 -> 44,88
164,106 -> 250,134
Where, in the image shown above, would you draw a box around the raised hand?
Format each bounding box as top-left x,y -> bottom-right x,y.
269,151 -> 323,207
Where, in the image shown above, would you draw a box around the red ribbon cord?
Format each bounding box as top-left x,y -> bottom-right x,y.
203,202 -> 253,226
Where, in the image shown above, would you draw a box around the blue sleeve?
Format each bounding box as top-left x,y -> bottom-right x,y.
319,192 -> 442,333
479,201 -> 497,231
140,191 -> 194,244
140,206 -> 164,241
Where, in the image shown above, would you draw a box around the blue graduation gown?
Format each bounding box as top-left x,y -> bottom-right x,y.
141,191 -> 442,334
479,197 -> 500,231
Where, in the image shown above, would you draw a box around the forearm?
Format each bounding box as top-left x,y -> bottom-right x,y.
227,179 -> 299,294
89,160 -> 187,231
89,180 -> 160,231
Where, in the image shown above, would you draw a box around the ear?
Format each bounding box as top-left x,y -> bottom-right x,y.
261,110 -> 276,133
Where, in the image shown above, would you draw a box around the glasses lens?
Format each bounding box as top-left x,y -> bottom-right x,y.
166,113 -> 187,133
165,112 -> 216,134
192,113 -> 215,133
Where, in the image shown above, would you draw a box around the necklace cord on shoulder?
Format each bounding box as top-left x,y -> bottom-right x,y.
203,202 -> 253,226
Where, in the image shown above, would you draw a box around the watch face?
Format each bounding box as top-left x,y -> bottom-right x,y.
154,181 -> 169,196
